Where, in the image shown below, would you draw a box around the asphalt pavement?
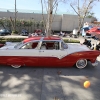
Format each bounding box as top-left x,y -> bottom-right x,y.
0,35 -> 100,100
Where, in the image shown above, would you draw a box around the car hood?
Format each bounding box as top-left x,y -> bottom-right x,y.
0,42 -> 17,50
67,43 -> 91,54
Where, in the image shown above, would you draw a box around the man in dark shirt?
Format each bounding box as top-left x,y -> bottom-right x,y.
96,42 -> 100,50
83,39 -> 91,47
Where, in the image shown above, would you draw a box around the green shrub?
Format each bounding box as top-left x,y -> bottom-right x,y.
63,38 -> 80,43
0,37 -> 80,44
0,38 -> 26,44
12,30 -> 18,34
0,40 -> 6,44
69,39 -> 80,43
5,38 -> 25,42
0,37 -> 5,41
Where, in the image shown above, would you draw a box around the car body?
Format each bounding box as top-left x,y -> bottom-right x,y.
0,29 -> 11,36
0,36 -> 100,69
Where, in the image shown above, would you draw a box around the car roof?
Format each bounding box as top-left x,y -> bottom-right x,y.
23,36 -> 61,43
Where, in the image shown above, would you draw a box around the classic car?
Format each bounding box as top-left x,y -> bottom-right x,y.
0,36 -> 100,69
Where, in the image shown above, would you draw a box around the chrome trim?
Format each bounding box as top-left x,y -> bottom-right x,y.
37,37 -> 44,49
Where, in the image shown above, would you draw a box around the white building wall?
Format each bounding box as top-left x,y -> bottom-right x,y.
0,12 -> 92,32
52,15 -> 62,31
61,14 -> 92,31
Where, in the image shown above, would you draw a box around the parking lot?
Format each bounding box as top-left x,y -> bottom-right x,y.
0,36 -> 100,100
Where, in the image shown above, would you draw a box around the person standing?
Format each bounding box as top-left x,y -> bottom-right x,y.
28,33 -> 32,38
96,42 -> 100,50
82,29 -> 86,37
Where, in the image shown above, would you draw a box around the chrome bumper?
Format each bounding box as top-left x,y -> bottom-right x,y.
92,61 -> 98,67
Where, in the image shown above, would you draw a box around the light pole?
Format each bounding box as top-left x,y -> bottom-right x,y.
14,0 -> 16,32
78,0 -> 81,31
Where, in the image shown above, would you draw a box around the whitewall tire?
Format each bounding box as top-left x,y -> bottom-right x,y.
76,59 -> 87,69
11,65 -> 21,68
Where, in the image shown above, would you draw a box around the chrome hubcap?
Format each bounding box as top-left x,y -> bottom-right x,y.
76,59 -> 87,69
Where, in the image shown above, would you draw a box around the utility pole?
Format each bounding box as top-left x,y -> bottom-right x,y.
15,0 -> 16,32
46,0 -> 53,36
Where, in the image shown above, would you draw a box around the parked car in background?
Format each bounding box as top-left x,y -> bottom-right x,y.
0,44 -> 5,48
20,29 -> 29,36
0,36 -> 99,69
34,29 -> 42,35
0,29 -> 11,36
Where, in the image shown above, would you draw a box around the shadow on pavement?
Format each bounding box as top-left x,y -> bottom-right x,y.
0,61 -> 100,100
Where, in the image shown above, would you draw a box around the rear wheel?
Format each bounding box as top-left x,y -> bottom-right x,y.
11,65 -> 21,68
76,59 -> 87,69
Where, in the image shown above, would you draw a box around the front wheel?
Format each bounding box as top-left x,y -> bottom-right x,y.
11,65 -> 21,68
76,59 -> 87,69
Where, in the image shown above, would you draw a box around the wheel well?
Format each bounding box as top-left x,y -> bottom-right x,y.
87,59 -> 91,62
73,59 -> 89,67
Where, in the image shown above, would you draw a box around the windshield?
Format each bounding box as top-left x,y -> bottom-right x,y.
14,42 -> 23,49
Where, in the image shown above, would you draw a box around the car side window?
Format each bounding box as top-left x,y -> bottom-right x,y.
61,42 -> 68,49
40,41 -> 59,50
6,30 -> 9,32
20,42 -> 38,49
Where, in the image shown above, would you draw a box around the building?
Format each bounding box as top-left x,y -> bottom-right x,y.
0,9 -> 92,32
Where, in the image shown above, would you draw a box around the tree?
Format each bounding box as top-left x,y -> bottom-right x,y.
41,0 -> 67,36
0,18 -> 6,29
70,0 -> 100,31
10,17 -> 15,31
40,20 -> 45,30
86,12 -> 95,18
6,18 -> 12,30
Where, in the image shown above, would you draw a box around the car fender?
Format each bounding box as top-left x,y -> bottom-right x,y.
62,50 -> 100,66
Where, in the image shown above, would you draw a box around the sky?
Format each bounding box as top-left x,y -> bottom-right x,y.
0,0 -> 100,20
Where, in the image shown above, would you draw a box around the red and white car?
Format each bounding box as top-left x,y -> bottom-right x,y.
0,36 -> 99,69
